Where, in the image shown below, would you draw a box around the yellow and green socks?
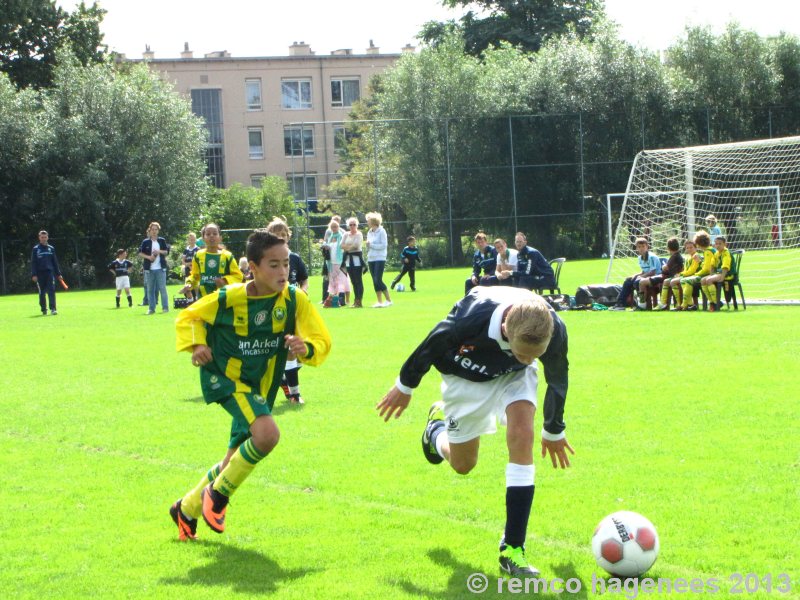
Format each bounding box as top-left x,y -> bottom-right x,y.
181,463 -> 222,519
213,438 -> 267,497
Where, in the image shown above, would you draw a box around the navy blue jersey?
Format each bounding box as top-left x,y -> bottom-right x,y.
31,244 -> 62,276
516,246 -> 554,279
108,259 -> 133,277
183,245 -> 199,265
398,287 -> 568,436
289,252 -> 309,286
471,246 -> 497,277
400,246 -> 421,266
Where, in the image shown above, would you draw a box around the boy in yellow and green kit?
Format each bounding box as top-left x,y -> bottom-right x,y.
701,236 -> 733,312
180,222 -> 243,299
679,232 -> 714,311
169,230 -> 331,540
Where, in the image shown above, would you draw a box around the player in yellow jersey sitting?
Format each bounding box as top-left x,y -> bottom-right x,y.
661,239 -> 700,311
701,236 -> 733,312
180,223 -> 243,298
679,232 -> 714,312
169,230 -> 331,540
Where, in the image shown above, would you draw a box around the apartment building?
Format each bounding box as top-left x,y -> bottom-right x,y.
140,41 -> 408,207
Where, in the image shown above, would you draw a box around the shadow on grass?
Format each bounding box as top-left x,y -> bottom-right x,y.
270,400 -> 305,416
161,539 -> 315,594
392,548 -> 587,598
178,396 -> 205,404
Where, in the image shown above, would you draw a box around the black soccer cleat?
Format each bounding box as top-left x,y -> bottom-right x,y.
499,545 -> 540,577
421,401 -> 446,465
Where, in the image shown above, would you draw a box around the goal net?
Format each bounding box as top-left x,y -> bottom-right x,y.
607,136 -> 800,303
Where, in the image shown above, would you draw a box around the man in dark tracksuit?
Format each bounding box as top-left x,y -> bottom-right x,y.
31,231 -> 63,315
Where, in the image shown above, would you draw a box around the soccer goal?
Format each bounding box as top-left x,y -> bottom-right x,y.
607,136 -> 800,303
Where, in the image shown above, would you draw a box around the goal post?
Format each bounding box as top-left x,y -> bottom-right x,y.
607,136 -> 800,303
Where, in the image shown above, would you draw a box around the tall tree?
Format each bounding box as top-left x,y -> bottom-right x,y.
0,0 -> 106,89
420,0 -> 606,57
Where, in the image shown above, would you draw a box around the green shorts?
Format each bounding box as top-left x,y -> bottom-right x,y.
220,392 -> 274,449
680,275 -> 701,285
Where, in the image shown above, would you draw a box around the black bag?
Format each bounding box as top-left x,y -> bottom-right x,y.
173,296 -> 196,309
541,294 -> 571,311
574,284 -> 622,307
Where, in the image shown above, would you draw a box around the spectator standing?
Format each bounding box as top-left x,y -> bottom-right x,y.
366,212 -> 392,307
324,220 -> 350,307
706,215 -> 722,244
30,230 -> 62,315
341,217 -> 365,308
139,221 -> 170,314
182,232 -> 200,299
391,236 -> 422,291
108,249 -> 134,308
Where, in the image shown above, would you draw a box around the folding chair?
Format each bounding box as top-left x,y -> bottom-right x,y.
535,258 -> 565,295
717,249 -> 746,310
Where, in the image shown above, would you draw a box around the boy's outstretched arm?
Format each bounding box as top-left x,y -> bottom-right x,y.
376,387 -> 411,421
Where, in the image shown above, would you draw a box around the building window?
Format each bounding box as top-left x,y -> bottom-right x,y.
281,79 -> 312,109
331,78 -> 360,108
245,79 -> 262,111
248,127 -> 264,159
333,123 -> 355,155
284,126 -> 314,156
250,174 -> 265,187
191,88 -> 225,188
287,174 -> 317,201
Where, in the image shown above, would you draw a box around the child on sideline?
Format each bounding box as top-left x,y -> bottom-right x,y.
679,231 -> 714,311
182,233 -> 200,299
662,239 -> 700,311
266,217 -> 310,404
611,238 -> 662,310
391,236 -> 422,291
169,231 -> 331,540
107,249 -> 134,308
180,223 -> 243,298
647,237 -> 684,310
377,287 -> 573,577
701,236 -> 733,312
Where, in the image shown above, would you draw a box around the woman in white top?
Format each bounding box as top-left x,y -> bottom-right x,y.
365,212 -> 392,307
340,217 -> 365,308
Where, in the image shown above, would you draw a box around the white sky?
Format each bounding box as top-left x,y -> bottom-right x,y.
55,0 -> 800,59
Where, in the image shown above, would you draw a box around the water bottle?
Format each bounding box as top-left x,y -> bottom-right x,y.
569,295 -> 576,309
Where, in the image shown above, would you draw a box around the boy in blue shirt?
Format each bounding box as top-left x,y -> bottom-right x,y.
611,238 -> 662,310
465,232 -> 497,295
107,249 -> 134,308
31,230 -> 62,315
391,236 -> 422,291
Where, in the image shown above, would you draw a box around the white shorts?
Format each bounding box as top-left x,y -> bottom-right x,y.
115,276 -> 130,290
441,365 -> 538,444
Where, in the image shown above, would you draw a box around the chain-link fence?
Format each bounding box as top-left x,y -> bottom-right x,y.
5,105 -> 800,294
287,105 -> 800,267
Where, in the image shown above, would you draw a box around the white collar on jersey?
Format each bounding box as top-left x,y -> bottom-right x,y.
489,302 -> 513,350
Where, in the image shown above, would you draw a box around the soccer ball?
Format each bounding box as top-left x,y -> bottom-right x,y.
395,283 -> 405,292
592,511 -> 659,577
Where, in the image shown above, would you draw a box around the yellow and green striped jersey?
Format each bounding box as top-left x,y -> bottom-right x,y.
186,248 -> 243,296
715,247 -> 733,279
176,283 -> 331,404
695,247 -> 716,278
680,252 -> 701,277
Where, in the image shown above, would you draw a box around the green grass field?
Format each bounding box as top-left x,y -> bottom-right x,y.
2,261 -> 799,599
